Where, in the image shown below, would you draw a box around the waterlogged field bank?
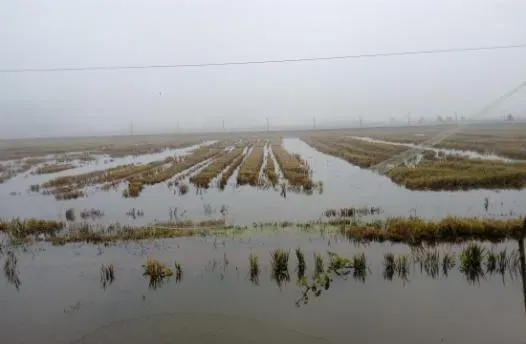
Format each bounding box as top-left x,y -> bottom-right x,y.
301,133 -> 526,191
1,230 -> 526,343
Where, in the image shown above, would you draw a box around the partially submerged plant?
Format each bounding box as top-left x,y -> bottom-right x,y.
327,251 -> 352,276
383,253 -> 395,280
442,252 -> 456,277
270,249 -> 290,286
143,257 -> 173,290
249,253 -> 260,285
351,253 -> 368,282
174,261 -> 183,282
313,252 -> 324,276
3,251 -> 21,290
295,247 -> 306,279
486,250 -> 497,273
460,243 -> 485,284
65,208 -> 76,222
100,263 -> 115,289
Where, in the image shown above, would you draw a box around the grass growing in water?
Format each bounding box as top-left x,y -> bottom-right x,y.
460,243 -> 485,283
313,252 -> 324,276
351,253 -> 368,282
442,253 -> 456,276
143,258 -> 173,290
100,263 -> 115,289
295,248 -> 306,279
249,253 -> 260,285
3,251 -> 21,290
270,249 -> 290,286
174,261 -> 183,282
327,251 -> 352,276
237,144 -> 264,186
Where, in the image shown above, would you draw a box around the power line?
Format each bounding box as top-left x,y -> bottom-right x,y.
2,43 -> 526,73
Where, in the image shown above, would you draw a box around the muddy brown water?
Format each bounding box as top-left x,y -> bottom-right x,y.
1,231 -> 525,344
0,138 -> 525,227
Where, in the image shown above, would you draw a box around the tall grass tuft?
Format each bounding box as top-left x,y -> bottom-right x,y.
249,253 -> 260,285
143,257 -> 173,290
351,253 -> 368,282
270,249 -> 290,286
327,251 -> 352,276
65,208 -> 76,222
174,261 -> 183,282
395,255 -> 410,280
383,253 -> 395,280
100,263 -> 115,289
295,248 -> 306,279
486,250 -> 497,273
460,243 -> 485,283
313,252 -> 324,276
3,251 -> 21,290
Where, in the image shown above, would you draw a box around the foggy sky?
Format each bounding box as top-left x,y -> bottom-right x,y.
1,0 -> 526,138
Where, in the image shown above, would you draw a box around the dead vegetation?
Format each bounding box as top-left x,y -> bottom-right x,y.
271,143 -> 313,190
190,146 -> 245,188
35,163 -> 76,174
237,143 -> 265,186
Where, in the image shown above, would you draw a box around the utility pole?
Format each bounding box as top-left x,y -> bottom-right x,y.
129,121 -> 134,136
407,112 -> 411,126
222,119 -> 225,132
313,117 -> 316,129
359,116 -> 363,128
266,117 -> 270,132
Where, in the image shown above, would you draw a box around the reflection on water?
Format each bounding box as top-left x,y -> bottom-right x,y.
1,232 -> 526,343
1,139 -> 526,227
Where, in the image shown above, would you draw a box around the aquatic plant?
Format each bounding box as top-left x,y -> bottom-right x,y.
265,149 -> 278,187
174,261 -> 183,282
295,248 -> 306,279
442,252 -> 456,277
249,253 -> 260,285
327,251 -> 352,276
3,251 -> 21,290
80,208 -> 104,220
313,252 -> 324,276
459,243 -> 485,284
270,249 -> 290,286
35,163 -> 76,175
143,258 -> 173,290
486,250 -> 497,273
395,255 -> 410,280
100,263 -> 115,289
219,154 -> 244,189
65,208 -> 76,222
351,253 -> 368,282
383,253 -> 395,280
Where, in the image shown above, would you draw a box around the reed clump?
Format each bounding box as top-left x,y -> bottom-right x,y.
219,154 -> 244,189
100,263 -> 115,289
0,218 -> 64,239
143,257 -> 173,289
270,249 -> 290,286
249,253 -> 260,285
459,243 -> 485,283
264,150 -> 278,187
295,248 -> 306,278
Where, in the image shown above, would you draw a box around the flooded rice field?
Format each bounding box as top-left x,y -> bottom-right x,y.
1,138 -> 525,226
1,231 -> 525,343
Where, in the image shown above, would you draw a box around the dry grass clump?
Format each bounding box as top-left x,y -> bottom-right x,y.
271,143 -> 313,190
237,144 -> 264,186
340,216 -> 526,244
143,257 -> 173,289
0,218 -> 64,239
123,181 -> 144,198
190,146 -> 245,188
35,163 -> 76,174
388,158 -> 526,191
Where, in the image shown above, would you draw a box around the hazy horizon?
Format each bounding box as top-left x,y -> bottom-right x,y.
2,1 -> 526,139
